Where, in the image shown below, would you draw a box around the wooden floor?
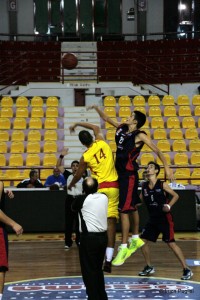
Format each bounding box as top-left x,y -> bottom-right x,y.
6,232 -> 200,283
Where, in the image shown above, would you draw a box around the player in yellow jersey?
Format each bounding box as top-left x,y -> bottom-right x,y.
68,122 -> 119,273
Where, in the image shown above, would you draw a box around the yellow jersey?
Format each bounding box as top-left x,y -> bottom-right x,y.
83,140 -> 118,183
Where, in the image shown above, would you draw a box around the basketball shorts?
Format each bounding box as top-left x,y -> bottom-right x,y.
118,173 -> 141,213
98,187 -> 119,220
0,227 -> 9,272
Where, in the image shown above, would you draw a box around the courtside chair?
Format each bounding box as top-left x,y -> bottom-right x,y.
16,107 -> 29,118
172,140 -> 187,152
31,107 -> 44,118
103,96 -> 116,107
185,128 -> 198,139
0,118 -> 11,129
151,117 -> 164,128
29,117 -> 42,129
192,95 -> 200,106
27,130 -> 41,141
148,95 -> 160,106
0,142 -> 7,153
162,95 -> 175,106
194,106 -> 200,116
174,152 -> 189,165
163,106 -> 177,117
118,96 -> 131,106
118,106 -> 131,118
189,139 -> 200,151
0,131 -> 9,142
0,154 -> 6,166
177,95 -> 190,106
140,153 -> 155,165
103,107 -> 117,118
132,95 -> 145,106
13,118 -> 26,129
191,169 -> 200,185
46,107 -> 58,118
26,153 -> 40,167
1,96 -> 13,107
30,96 -> 44,107
11,130 -> 25,141
44,130 -> 57,141
46,96 -> 59,107
43,153 -> 57,166
190,152 -> 200,165
9,154 -> 23,167
16,96 -> 29,107
148,106 -> 162,117
26,141 -> 41,153
153,128 -> 167,140
10,141 -> 24,153
178,106 -> 192,117
157,140 -> 171,152
43,141 -> 57,153
169,128 -> 183,139
166,117 -> 180,128
0,107 -> 13,118
134,106 -> 146,115
182,116 -> 196,128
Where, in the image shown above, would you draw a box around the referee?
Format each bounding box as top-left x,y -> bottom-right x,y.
72,177 -> 108,300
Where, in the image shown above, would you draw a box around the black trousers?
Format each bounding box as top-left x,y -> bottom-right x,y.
65,195 -> 80,246
79,232 -> 108,300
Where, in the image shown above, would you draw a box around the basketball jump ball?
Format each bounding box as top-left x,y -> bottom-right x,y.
62,53 -> 78,70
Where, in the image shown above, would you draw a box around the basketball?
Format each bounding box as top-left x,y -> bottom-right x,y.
62,53 -> 78,70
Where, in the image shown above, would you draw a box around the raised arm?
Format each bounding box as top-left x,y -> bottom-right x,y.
56,147 -> 69,173
87,105 -> 120,128
69,122 -> 104,141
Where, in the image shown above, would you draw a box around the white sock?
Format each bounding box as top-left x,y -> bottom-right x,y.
132,235 -> 139,239
120,243 -> 128,248
106,247 -> 114,262
0,293 -> 2,300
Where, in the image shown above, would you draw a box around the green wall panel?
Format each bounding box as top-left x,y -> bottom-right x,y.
64,0 -> 76,35
35,0 -> 48,34
108,0 -> 121,33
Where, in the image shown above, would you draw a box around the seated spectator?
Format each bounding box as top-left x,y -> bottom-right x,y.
17,169 -> 44,188
44,167 -> 66,188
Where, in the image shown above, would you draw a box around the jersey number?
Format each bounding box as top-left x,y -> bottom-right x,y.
94,148 -> 106,164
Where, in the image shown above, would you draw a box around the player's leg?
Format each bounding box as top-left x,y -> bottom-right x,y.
0,272 -> 5,299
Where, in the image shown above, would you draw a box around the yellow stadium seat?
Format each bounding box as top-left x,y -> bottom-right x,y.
118,107 -> 131,118
105,118 -> 118,129
163,106 -> 177,116
40,169 -> 53,180
5,169 -> 22,180
192,95 -> 200,105
118,96 -> 131,106
185,128 -> 198,139
106,129 -> 115,141
178,106 -> 192,116
141,143 -> 152,152
108,141 -> 117,152
182,116 -> 196,128
27,141 -> 41,153
174,153 -> 189,165
141,118 -> 149,129
151,117 -> 164,128
191,169 -> 200,185
140,153 -> 155,165
132,95 -> 145,106
16,96 -> 29,107
26,154 -> 40,167
43,153 -> 57,166
0,154 -> 6,166
10,141 -> 24,153
43,141 -> 57,153
156,153 -> 171,165
27,130 -> 41,141
189,139 -> 200,151
157,168 -> 166,180
153,128 -> 167,140
11,130 -> 25,141
191,152 -> 200,165
46,107 -> 58,118
44,118 -> 57,129
162,95 -> 175,106
142,128 -> 151,138
31,107 -> 44,118
46,96 -> 59,107
0,118 -> 11,129
167,117 -> 180,128
194,106 -> 200,116
174,168 -> 190,185
9,154 -> 24,166
103,96 -> 116,106
13,118 -> 26,129
0,142 -> 7,153
177,94 -> 190,105
16,107 -> 29,118
169,128 -> 183,140
29,118 -> 42,129
148,95 -> 160,106
1,96 -> 13,107
134,106 -> 146,115
172,140 -> 187,152
30,96 -> 44,107
1,107 -> 13,117
198,118 -> 200,128
44,130 -> 57,141
103,107 -> 116,117
148,106 -> 162,117
0,131 -> 9,142
157,140 -> 171,152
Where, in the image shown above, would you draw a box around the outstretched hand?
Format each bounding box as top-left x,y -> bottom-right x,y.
69,125 -> 76,134
165,167 -> 175,181
86,105 -> 98,111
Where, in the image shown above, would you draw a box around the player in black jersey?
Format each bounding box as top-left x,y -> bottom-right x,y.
139,161 -> 193,280
88,106 -> 174,266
